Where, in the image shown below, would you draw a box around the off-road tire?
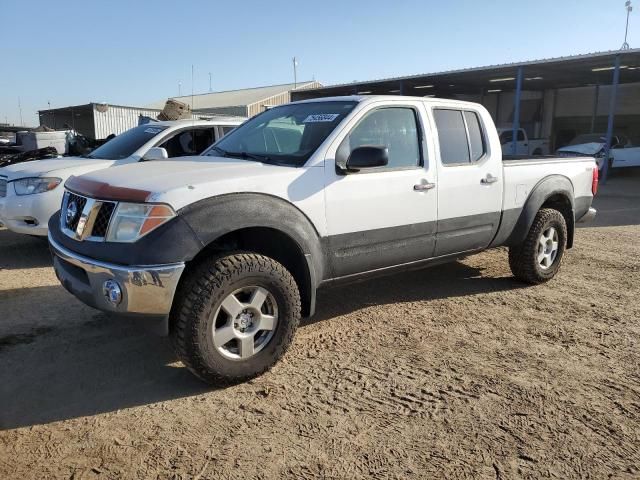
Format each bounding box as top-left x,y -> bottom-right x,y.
171,252 -> 301,385
508,208 -> 567,284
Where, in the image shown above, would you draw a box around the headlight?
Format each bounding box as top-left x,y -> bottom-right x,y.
13,177 -> 62,195
106,202 -> 176,243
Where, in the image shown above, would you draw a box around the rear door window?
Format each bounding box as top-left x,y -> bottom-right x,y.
434,109 -> 486,165
464,111 -> 486,162
433,110 -> 470,165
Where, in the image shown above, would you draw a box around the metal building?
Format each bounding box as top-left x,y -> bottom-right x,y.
292,49 -> 640,182
37,103 -> 212,140
147,81 -> 322,118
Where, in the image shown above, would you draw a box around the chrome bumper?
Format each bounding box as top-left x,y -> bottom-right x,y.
578,207 -> 597,223
49,233 -> 185,317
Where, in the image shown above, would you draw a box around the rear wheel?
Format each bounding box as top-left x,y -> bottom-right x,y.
171,252 -> 301,385
508,208 -> 567,284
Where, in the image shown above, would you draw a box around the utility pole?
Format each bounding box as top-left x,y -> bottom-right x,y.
178,81 -> 182,97
18,97 -> 23,126
209,72 -> 212,92
292,57 -> 298,89
622,1 -> 633,49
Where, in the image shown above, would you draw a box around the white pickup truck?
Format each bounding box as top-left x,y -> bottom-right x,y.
48,96 -> 597,385
498,127 -> 550,156
0,118 -> 242,236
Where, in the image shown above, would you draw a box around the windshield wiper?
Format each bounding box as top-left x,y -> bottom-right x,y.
215,148 -> 272,163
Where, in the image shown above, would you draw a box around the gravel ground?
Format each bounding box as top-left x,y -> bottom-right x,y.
0,173 -> 639,479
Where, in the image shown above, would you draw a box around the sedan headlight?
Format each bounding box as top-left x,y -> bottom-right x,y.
106,202 -> 176,243
13,177 -> 62,195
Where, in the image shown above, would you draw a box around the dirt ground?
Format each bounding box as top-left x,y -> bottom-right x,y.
1,172 -> 639,479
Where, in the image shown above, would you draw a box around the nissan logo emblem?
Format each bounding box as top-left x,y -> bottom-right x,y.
66,201 -> 78,226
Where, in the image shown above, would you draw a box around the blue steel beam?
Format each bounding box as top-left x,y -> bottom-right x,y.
601,55 -> 621,185
511,66 -> 524,156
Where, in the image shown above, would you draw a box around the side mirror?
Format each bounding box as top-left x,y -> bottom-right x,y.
142,147 -> 168,161
345,146 -> 389,172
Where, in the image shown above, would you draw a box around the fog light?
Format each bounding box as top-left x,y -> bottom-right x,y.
103,280 -> 122,305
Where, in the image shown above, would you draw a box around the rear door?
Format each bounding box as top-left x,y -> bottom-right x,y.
430,106 -> 503,256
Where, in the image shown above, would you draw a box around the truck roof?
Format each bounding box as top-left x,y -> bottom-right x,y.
290,94 -> 482,108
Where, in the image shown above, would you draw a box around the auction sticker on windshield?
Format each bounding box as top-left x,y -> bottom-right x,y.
303,114 -> 340,123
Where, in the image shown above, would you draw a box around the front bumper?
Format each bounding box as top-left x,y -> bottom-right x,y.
0,187 -> 62,236
49,233 -> 185,317
578,207 -> 597,223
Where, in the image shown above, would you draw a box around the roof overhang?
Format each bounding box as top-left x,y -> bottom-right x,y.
293,50 -> 640,100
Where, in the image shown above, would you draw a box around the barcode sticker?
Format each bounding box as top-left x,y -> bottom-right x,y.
302,114 -> 340,123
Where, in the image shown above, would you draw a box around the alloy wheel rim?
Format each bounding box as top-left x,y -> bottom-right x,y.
211,286 -> 278,360
537,226 -> 559,270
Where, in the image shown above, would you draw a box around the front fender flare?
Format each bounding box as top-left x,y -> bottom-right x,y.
178,193 -> 325,310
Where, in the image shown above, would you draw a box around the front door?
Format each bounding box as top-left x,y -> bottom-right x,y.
431,107 -> 503,256
323,102 -> 438,278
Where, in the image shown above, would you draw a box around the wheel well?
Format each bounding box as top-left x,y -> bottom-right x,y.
185,227 -> 313,316
541,194 -> 574,248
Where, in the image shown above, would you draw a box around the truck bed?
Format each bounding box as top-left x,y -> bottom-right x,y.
502,154 -> 594,165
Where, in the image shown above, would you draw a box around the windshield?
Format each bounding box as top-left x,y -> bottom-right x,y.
206,101 -> 358,166
86,125 -> 169,160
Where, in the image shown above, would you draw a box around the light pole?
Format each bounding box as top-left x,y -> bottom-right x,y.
622,1 -> 633,49
209,72 -> 212,92
292,57 -> 298,89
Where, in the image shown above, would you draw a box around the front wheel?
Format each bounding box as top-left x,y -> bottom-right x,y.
171,252 -> 301,385
508,208 -> 567,284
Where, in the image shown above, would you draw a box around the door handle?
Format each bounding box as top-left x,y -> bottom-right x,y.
481,174 -> 498,185
414,182 -> 436,191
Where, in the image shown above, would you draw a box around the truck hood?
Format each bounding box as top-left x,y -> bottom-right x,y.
69,156 -> 323,211
0,157 -> 114,180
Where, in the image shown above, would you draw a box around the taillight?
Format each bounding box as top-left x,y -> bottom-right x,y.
592,166 -> 599,196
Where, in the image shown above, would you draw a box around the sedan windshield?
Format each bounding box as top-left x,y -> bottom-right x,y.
206,101 -> 358,166
85,125 -> 169,160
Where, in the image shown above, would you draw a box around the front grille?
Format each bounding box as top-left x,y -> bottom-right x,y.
0,177 -> 7,198
91,202 -> 116,238
65,192 -> 87,232
61,190 -> 117,241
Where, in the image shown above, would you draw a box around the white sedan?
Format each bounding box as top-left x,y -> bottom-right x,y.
0,118 -> 242,236
556,133 -> 640,170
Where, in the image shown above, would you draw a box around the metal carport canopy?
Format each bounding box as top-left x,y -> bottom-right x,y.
291,49 -> 640,98
292,49 -> 640,183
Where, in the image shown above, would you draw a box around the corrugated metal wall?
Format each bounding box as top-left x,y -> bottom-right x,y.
92,104 -> 218,139
246,81 -> 323,117
193,106 -> 248,117
93,105 -> 163,139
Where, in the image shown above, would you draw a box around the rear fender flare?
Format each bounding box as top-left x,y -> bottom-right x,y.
506,175 -> 575,248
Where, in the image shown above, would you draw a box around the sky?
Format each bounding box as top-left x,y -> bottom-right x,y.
0,0 -> 637,126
